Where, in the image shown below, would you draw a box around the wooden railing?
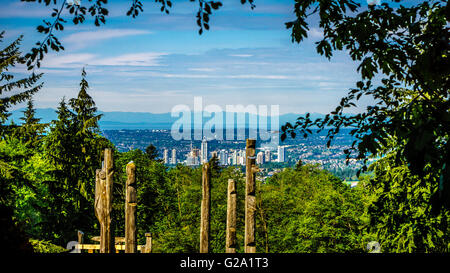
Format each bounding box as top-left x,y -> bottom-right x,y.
73,231 -> 152,253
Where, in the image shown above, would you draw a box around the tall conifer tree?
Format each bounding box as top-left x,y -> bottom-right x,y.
0,32 -> 43,135
42,69 -> 112,245
16,99 -> 47,148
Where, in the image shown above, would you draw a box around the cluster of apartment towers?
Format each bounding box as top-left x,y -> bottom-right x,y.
163,137 -> 286,166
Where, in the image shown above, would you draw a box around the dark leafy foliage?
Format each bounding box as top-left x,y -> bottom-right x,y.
0,204 -> 34,254
281,0 -> 450,210
366,150 -> 450,252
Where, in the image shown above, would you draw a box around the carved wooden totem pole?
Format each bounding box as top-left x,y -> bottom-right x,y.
125,161 -> 137,253
95,148 -> 115,253
226,178 -> 237,253
245,139 -> 258,253
199,163 -> 211,253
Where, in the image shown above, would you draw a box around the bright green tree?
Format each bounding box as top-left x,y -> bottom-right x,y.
366,140 -> 450,252
257,164 -> 373,253
0,32 -> 44,252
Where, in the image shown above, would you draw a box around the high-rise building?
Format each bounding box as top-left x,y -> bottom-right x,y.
219,149 -> 227,165
265,150 -> 271,162
277,146 -> 286,163
201,136 -> 208,164
231,150 -> 237,165
192,148 -> 200,158
256,151 -> 264,165
163,149 -> 169,164
171,149 -> 177,164
186,143 -> 200,166
186,155 -> 196,166
238,149 -> 245,165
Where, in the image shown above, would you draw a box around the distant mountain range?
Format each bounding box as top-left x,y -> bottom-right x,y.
8,108 -> 327,130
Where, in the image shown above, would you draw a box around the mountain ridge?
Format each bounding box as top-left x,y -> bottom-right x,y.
8,108 -> 327,130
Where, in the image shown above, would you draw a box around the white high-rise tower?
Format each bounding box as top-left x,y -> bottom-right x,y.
163,149 -> 169,164
277,146 -> 286,163
171,149 -> 177,164
201,136 -> 208,164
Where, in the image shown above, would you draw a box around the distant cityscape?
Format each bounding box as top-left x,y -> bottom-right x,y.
102,128 -> 373,181
161,137 -> 287,166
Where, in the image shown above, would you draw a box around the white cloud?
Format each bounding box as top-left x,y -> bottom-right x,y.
41,52 -> 167,69
93,53 -> 167,66
226,74 -> 290,80
188,68 -> 217,72
229,54 -> 253,58
105,71 -> 291,80
62,29 -> 152,50
43,53 -> 96,68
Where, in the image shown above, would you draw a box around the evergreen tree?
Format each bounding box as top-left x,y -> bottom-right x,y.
68,68 -> 106,199
69,68 -> 102,135
16,99 -> 47,148
0,32 -> 43,135
145,144 -> 159,161
42,71 -> 112,245
20,99 -> 40,125
41,98 -> 79,244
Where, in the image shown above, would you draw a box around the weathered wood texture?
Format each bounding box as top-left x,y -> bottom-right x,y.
143,233 -> 153,253
245,139 -> 257,253
77,230 -> 84,244
91,236 -> 125,244
77,244 -> 147,252
199,163 -> 211,253
125,161 -> 137,253
226,179 -> 237,253
94,148 -> 115,253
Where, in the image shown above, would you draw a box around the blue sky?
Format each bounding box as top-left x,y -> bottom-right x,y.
0,0 -> 414,114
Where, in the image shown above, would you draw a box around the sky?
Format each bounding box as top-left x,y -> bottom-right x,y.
0,0 -> 415,114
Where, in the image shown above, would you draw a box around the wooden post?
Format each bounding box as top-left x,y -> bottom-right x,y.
245,139 -> 257,253
94,169 -> 102,254
226,179 -> 237,253
199,163 -> 211,253
144,233 -> 153,253
76,230 -> 84,253
95,149 -> 115,253
125,161 -> 137,253
77,230 -> 84,244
